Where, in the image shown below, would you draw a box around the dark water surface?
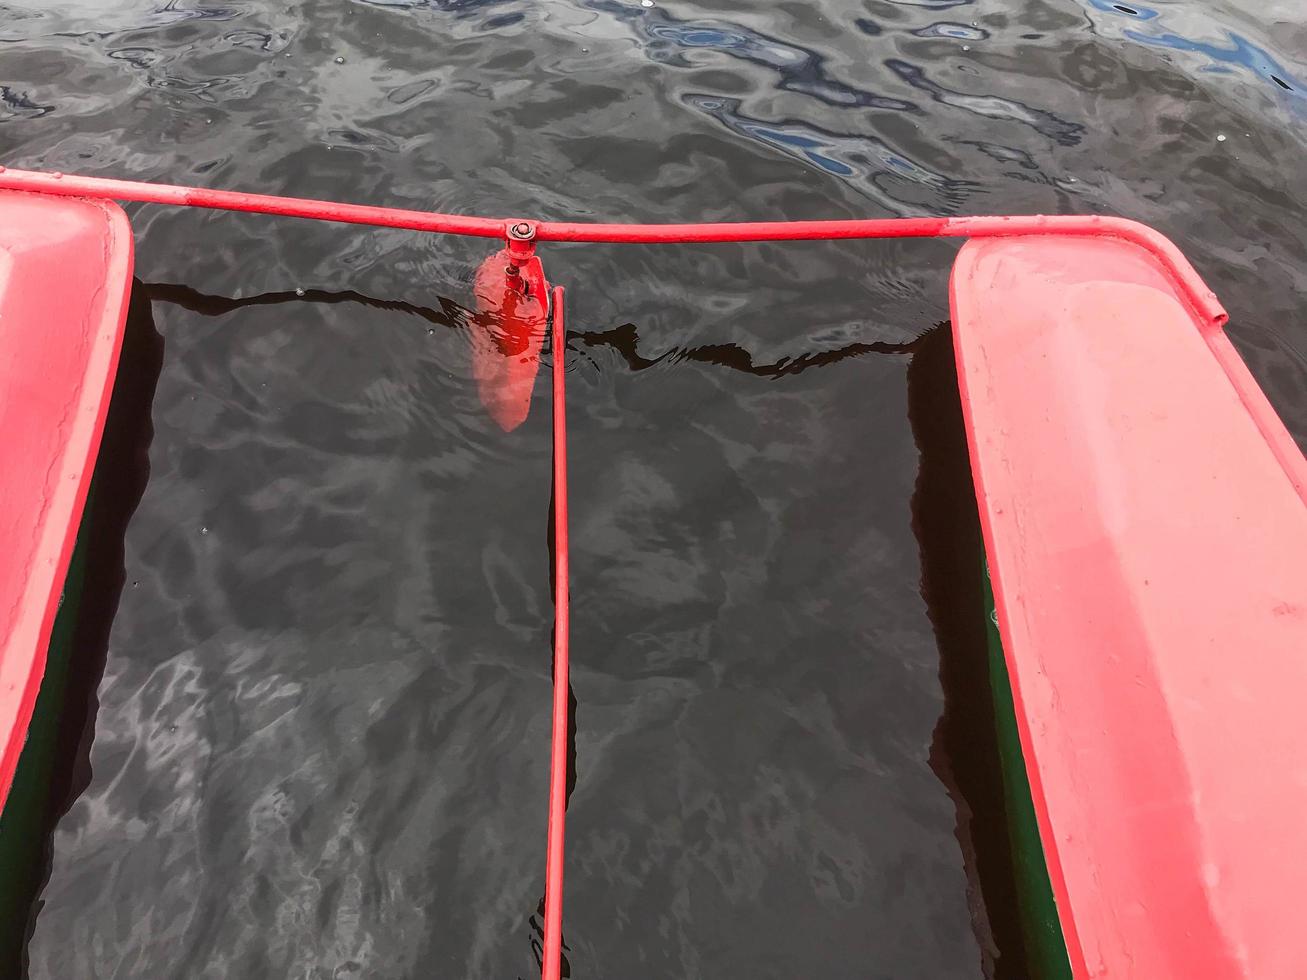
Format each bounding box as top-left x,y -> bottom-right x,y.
4,0 -> 1305,976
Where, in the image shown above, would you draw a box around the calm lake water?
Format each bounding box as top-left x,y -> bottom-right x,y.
4,0 -> 1305,976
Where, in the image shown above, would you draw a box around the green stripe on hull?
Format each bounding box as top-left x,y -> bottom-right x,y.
985,563 -> 1073,980
0,516 -> 90,969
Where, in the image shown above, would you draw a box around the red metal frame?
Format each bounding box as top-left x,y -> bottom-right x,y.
0,166 -> 506,238
0,167 -> 1225,327
4,166 -> 1287,980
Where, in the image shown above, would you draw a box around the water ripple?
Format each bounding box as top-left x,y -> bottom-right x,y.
686,94 -> 977,215
588,0 -> 919,114
0,85 -> 54,120
1123,28 -> 1302,95
887,59 -> 1086,146
8,0 -> 1306,976
912,22 -> 989,41
351,0 -> 511,12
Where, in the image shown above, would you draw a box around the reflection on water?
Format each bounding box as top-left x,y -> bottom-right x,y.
886,60 -> 1085,145
6,284 -> 164,976
0,86 -> 53,120
624,3 -> 917,113
907,324 -> 1027,979
1082,0 -> 1302,97
685,94 -> 977,215
3,0 -> 1304,976
1123,27 -> 1301,94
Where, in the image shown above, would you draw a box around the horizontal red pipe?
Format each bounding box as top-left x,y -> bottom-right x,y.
0,166 -> 1227,325
537,215 -> 1226,327
535,216 -> 950,242
0,165 -> 507,238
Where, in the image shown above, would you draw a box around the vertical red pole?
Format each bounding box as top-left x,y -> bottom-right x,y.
542,285 -> 569,980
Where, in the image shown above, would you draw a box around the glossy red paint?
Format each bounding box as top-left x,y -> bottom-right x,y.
0,189 -> 133,810
470,243 -> 549,431
542,286 -> 569,980
951,235 -> 1307,979
0,169 -> 1226,329
0,166 -> 506,238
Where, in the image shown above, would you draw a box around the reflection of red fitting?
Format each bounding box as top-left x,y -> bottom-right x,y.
505,262 -> 526,298
471,230 -> 551,431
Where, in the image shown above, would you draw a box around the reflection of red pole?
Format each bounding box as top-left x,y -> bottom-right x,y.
542,286 -> 569,980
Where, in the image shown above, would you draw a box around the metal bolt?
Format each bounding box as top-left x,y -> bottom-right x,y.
509,221 -> 535,240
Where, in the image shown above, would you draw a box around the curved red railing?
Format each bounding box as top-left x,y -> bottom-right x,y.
0,165 -> 1237,980
0,166 -> 507,238
0,167 -> 1226,327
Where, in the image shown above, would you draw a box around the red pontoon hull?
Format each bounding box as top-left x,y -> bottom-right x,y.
0,190 -> 133,808
952,234 -> 1307,978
